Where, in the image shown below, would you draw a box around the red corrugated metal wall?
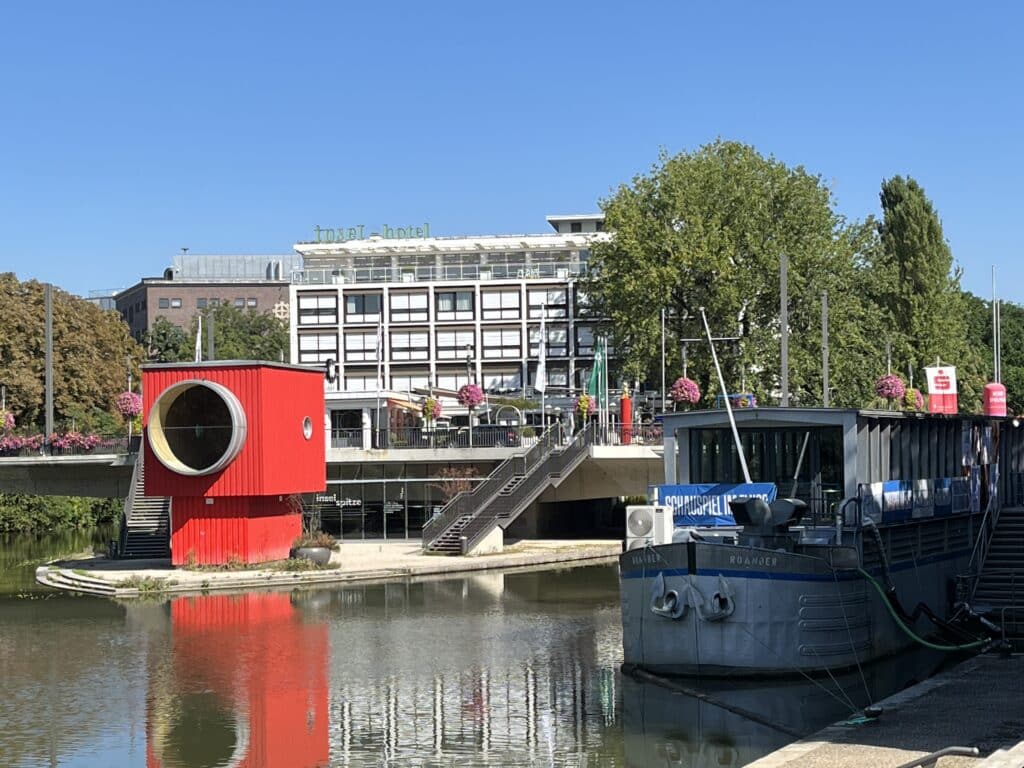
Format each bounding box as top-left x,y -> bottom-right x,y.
170,496 -> 300,565
142,363 -> 324,498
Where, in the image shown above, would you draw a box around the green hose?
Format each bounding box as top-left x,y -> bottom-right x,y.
857,568 -> 990,652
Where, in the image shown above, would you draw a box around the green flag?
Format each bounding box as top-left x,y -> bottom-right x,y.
587,338 -> 606,403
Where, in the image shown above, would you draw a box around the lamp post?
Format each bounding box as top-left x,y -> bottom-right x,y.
465,344 -> 473,448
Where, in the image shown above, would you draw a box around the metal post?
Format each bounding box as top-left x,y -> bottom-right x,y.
993,265 -> 998,382
780,253 -> 789,407
886,341 -> 892,375
45,283 -> 54,439
681,344 -> 688,379
661,307 -> 666,413
821,291 -> 829,407
701,309 -> 751,483
465,344 -> 473,447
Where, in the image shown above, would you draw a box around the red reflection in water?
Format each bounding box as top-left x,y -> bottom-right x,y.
147,592 -> 329,768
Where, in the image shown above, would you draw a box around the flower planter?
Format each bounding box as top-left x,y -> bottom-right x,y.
289,546 -> 331,565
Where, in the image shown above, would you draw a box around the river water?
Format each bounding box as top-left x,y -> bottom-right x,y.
0,533 -> 959,768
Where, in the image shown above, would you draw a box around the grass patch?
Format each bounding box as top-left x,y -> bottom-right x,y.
181,554 -> 250,572
72,568 -> 89,576
116,575 -> 176,593
264,558 -> 340,572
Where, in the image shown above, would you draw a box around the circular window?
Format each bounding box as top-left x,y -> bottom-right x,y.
147,380 -> 247,476
302,416 -> 313,440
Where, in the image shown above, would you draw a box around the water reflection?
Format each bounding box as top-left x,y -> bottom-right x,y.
0,558 -> 972,768
146,593 -> 329,768
621,648 -> 957,768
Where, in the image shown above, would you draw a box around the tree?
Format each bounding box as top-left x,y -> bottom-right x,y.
147,304 -> 290,363
0,273 -> 145,432
197,303 -> 289,362
872,176 -> 982,408
586,141 -> 878,406
144,316 -> 191,362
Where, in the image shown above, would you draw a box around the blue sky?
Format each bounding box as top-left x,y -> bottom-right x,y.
1,2 -> 1022,301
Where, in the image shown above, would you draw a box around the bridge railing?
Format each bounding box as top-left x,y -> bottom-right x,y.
0,433 -> 140,457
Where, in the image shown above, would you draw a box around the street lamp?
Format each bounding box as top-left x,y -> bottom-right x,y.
465,344 -> 473,448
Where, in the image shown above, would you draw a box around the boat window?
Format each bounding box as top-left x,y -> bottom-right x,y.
689,426 -> 845,519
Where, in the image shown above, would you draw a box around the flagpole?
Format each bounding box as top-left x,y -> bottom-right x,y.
538,304 -> 546,433
194,314 -> 203,363
376,318 -> 383,448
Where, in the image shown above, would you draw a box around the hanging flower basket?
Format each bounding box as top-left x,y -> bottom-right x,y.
670,377 -> 701,405
903,387 -> 924,411
456,384 -> 484,409
576,393 -> 595,416
0,408 -> 13,433
115,391 -> 143,418
875,374 -> 906,402
422,396 -> 443,422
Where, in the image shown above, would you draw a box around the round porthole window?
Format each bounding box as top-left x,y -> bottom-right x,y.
302,416 -> 313,440
147,379 -> 247,476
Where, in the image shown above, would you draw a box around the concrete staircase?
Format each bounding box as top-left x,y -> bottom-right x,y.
423,424 -> 596,555
116,452 -> 171,559
425,514 -> 475,554
974,506 -> 1024,608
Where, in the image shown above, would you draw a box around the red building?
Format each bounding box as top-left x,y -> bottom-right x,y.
142,361 -> 326,565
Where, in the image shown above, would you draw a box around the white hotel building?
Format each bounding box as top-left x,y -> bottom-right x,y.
288,214 -> 607,417
282,214 -> 656,541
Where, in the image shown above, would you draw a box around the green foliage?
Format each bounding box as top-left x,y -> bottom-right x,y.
147,303 -> 288,363
144,316 -> 191,362
871,176 -> 981,408
0,494 -> 121,534
0,273 -> 145,431
587,141 -> 879,406
201,303 -> 289,362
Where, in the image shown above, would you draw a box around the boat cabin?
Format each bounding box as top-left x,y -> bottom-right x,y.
658,407 -> 1024,529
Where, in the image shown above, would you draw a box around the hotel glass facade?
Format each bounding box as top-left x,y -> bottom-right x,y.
289,215 -> 608,540
289,215 -> 607,400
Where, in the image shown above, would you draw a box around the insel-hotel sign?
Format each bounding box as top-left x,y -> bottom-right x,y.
312,223 -> 431,243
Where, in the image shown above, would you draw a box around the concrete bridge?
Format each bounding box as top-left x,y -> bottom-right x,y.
0,453 -> 136,497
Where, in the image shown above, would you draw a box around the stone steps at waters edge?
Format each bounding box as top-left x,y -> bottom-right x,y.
36,566 -> 118,597
36,563 -> 413,599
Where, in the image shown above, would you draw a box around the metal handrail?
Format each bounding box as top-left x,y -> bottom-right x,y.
460,423 -> 597,552
114,452 -> 144,558
421,425 -> 559,548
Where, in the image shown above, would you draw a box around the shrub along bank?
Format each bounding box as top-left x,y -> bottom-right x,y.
0,494 -> 121,535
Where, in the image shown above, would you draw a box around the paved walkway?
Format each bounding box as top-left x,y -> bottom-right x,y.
747,653 -> 1024,768
36,539 -> 622,597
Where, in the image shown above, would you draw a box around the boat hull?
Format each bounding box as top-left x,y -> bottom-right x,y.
619,540 -> 971,677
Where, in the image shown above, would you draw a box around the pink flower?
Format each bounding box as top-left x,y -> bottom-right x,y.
1,409 -> 13,432
670,377 -> 701,404
457,384 -> 484,409
904,387 -> 924,411
115,391 -> 143,418
423,397 -> 443,421
875,374 -> 906,401
576,394 -> 596,415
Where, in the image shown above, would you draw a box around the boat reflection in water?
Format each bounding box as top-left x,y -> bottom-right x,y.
620,648 -> 959,768
145,592 -> 329,768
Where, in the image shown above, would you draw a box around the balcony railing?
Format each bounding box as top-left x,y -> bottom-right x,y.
292,260 -> 588,286
330,426 -> 537,451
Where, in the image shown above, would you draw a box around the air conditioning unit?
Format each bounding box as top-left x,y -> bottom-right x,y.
625,505 -> 674,550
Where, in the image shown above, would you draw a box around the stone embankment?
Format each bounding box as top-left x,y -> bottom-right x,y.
36,539 -> 621,598
747,653 -> 1024,768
